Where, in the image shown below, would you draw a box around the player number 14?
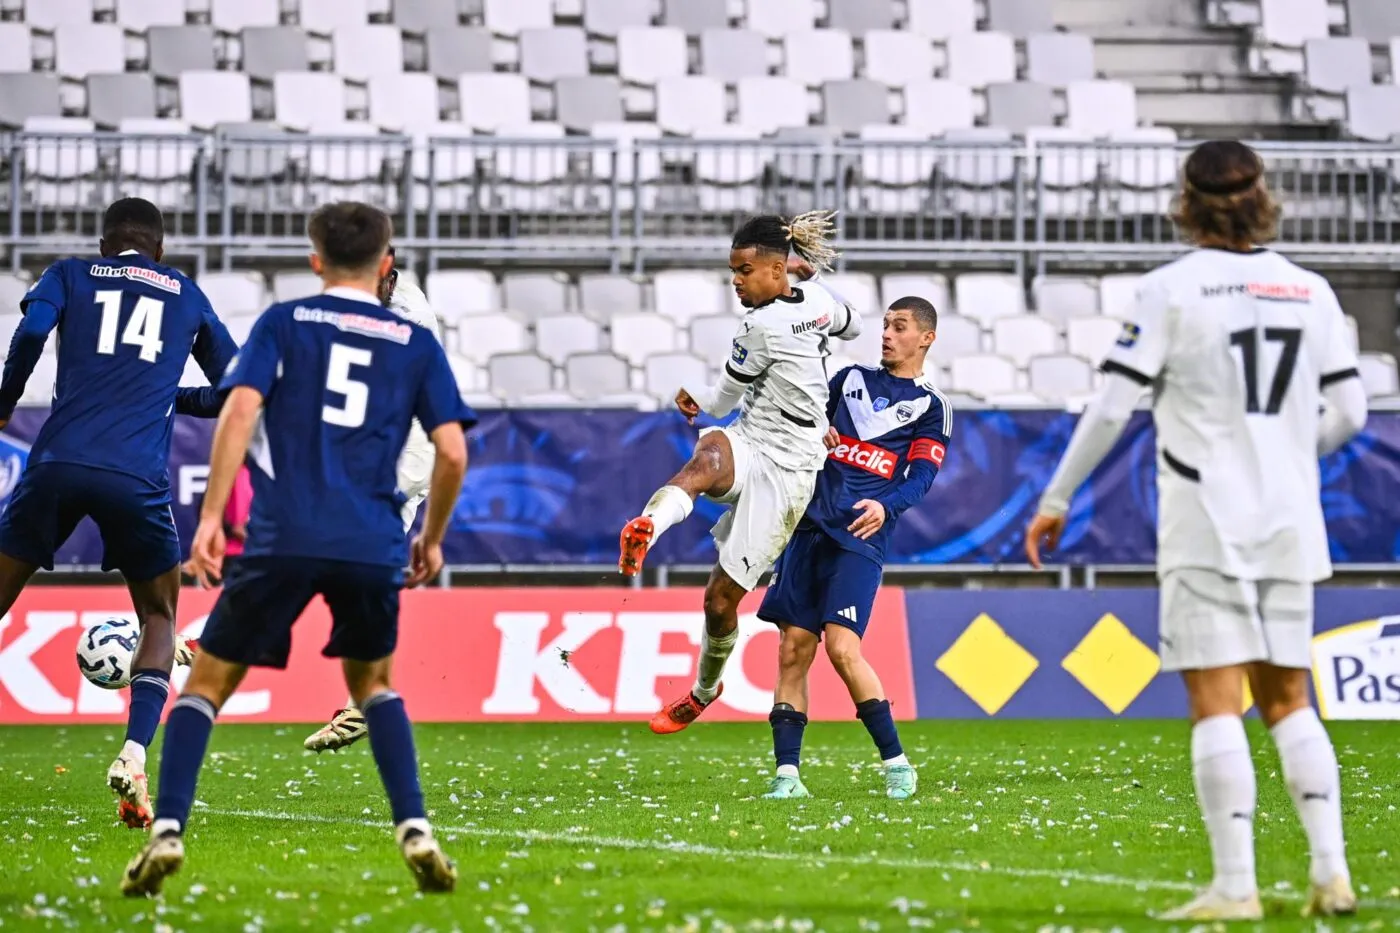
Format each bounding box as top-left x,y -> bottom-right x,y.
323,343 -> 372,428
94,290 -> 164,363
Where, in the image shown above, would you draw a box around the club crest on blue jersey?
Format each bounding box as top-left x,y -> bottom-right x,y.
895,401 -> 916,423
730,341 -> 748,364
1116,322 -> 1142,348
872,397 -> 889,412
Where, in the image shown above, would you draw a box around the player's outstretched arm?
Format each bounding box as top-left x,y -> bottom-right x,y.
407,423 -> 467,587
190,386 -> 263,587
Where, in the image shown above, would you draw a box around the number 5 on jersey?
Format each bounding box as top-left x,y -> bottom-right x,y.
94,290 -> 164,363
323,343 -> 372,428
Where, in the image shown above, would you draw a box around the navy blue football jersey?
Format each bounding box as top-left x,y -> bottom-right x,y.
223,288 -> 476,568
801,364 -> 952,562
11,251 -> 236,484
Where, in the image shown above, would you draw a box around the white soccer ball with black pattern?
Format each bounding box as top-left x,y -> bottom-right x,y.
76,619 -> 138,689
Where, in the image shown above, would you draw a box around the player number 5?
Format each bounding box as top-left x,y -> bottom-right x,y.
94,290 -> 165,363
323,343 -> 372,428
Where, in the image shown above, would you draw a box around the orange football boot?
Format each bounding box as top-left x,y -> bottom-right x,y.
650,683 -> 723,734
618,516 -> 654,577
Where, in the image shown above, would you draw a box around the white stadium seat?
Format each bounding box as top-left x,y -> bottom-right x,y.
459,74 -> 531,131
1358,352 -> 1400,398
863,31 -> 936,88
209,0 -> 281,33
534,314 -> 603,364
426,270 -> 500,322
955,273 -> 1025,327
644,352 -> 710,398
881,273 -> 951,316
654,270 -> 730,325
458,315 -> 533,364
783,30 -> 855,86
178,71 -> 253,128
1067,316 -> 1123,365
949,353 -> 1018,397
927,314 -> 983,368
199,272 -> 267,316
1033,276 -> 1100,328
1028,353 -> 1095,403
744,0 -> 817,38
610,313 -> 679,365
991,315 -> 1060,367
333,26 -> 405,80
1098,274 -> 1143,319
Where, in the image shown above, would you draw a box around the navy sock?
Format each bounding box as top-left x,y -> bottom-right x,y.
856,698 -> 903,761
125,668 -> 171,748
153,694 -> 218,829
769,705 -> 808,770
361,691 -> 426,824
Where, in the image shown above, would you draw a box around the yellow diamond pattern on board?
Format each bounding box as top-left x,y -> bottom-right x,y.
935,613 -> 1039,715
1062,613 -> 1161,715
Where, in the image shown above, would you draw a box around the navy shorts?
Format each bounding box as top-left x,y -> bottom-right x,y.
757,528 -> 883,639
199,556 -> 402,669
0,462 -> 179,581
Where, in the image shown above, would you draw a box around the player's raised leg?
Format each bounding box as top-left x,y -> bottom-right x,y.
620,429 -> 735,576
763,623 -> 817,798
108,566 -> 181,829
122,647 -> 248,896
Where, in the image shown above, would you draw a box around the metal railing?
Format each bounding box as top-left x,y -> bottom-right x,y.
4,132 -> 1400,275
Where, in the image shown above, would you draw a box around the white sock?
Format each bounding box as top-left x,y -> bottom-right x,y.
121,739 -> 146,768
394,818 -> 433,846
776,764 -> 799,779
344,696 -> 357,711
151,817 -> 181,838
692,628 -> 738,703
1191,715 -> 1258,900
643,485 -> 693,541
884,753 -> 910,768
1271,708 -> 1350,885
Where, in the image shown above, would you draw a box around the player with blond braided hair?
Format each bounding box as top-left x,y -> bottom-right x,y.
618,211 -> 866,734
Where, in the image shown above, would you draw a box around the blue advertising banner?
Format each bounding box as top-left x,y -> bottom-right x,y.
2,407 -> 1398,568
904,589 -> 1400,720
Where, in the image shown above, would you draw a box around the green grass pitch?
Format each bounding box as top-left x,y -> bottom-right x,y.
2,720 -> 1397,931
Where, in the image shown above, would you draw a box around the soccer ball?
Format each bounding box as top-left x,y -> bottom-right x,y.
76,619 -> 139,689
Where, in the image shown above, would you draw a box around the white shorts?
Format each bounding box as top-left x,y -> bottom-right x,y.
1158,568 -> 1314,672
702,426 -> 817,591
397,442 -> 434,533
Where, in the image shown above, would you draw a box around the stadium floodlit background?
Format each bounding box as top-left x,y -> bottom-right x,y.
3,0 -> 1400,929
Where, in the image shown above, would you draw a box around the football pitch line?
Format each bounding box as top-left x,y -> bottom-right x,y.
211,806 -> 1395,911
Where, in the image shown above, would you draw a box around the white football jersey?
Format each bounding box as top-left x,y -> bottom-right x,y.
387,278 -> 443,498
724,284 -> 858,471
1104,248 -> 1360,583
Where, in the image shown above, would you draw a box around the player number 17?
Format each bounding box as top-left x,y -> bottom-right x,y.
323,343 -> 373,428
1229,326 -> 1301,415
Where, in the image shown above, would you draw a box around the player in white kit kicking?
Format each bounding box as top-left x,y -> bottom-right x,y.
1025,141 -> 1367,920
616,212 -> 864,734
304,252 -> 444,751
